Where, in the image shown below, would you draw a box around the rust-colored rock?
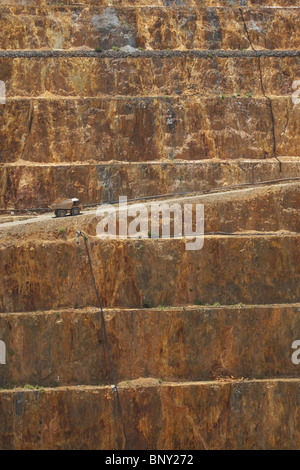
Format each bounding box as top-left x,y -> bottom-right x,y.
2,1 -> 299,6
0,236 -> 299,313
1,1 -> 298,6
1,379 -> 300,449
0,0 -> 300,451
0,97 -> 298,163
0,5 -> 298,51
1,160 -> 299,209
1,179 -> 299,238
1,57 -> 298,98
1,305 -> 300,388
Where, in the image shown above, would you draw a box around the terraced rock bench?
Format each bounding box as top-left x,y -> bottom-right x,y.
0,0 -> 299,450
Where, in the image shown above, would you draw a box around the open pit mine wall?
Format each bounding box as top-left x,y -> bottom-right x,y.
1,380 -> 300,450
0,5 -> 299,50
1,305 -> 300,388
1,236 -> 299,313
0,0 -> 299,209
1,160 -> 300,210
0,0 -> 300,451
1,96 -> 298,162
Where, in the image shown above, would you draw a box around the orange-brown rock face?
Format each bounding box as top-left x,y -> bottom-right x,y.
1,236 -> 300,313
1,57 -> 298,98
1,380 -> 300,450
0,0 -> 300,451
1,0 -> 299,6
1,179 -> 299,237
1,96 -> 299,163
2,160 -> 300,209
0,5 -> 299,51
0,52 -> 299,207
1,305 -> 300,388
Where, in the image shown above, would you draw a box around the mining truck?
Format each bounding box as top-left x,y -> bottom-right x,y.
50,198 -> 82,217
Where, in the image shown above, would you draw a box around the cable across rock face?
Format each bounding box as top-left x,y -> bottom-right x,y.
239,8 -> 282,171
75,230 -> 130,450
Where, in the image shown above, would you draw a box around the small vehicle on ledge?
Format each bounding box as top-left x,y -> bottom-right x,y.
50,198 -> 82,217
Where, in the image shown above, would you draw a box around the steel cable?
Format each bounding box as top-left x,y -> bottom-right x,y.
239,8 -> 282,172
1,176 -> 300,213
75,231 -> 131,451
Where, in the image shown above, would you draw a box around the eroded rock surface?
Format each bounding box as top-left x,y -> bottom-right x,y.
1,380 -> 300,450
0,0 -> 299,451
0,5 -> 299,51
1,305 -> 300,388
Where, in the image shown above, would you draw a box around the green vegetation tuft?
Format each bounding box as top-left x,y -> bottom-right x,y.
24,384 -> 45,392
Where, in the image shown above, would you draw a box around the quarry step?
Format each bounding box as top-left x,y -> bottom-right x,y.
1,160 -> 300,210
0,97 -> 298,163
1,50 -> 299,58
1,55 -> 299,99
1,1 -> 299,7
1,179 -> 299,236
0,5 -> 298,51
0,0 -> 299,452
0,304 -> 300,388
0,235 -> 299,312
1,378 -> 300,449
